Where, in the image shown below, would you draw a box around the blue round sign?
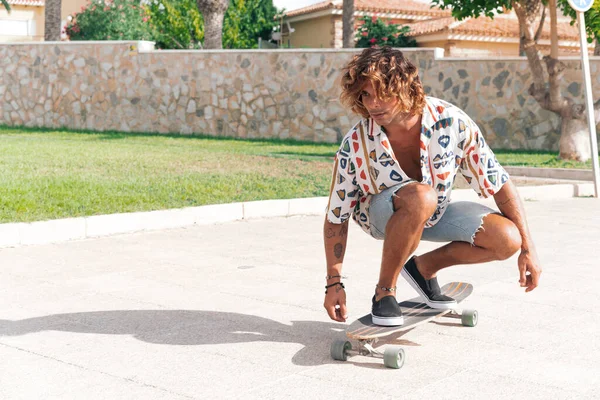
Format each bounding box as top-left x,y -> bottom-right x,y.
568,0 -> 594,12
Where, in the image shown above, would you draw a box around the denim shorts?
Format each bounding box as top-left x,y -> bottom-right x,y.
369,182 -> 498,244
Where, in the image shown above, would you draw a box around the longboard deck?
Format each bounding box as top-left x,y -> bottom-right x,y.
347,281 -> 473,340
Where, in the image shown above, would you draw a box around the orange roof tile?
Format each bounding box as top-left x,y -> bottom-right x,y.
405,16 -> 456,36
405,15 -> 579,41
284,1 -> 333,17
285,0 -> 451,18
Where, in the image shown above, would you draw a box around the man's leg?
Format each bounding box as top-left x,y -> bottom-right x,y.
415,213 -> 522,279
375,183 -> 437,301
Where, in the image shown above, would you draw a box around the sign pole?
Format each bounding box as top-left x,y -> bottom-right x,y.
576,11 -> 600,198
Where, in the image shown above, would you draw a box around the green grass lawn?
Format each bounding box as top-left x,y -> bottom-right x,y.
493,149 -> 597,169
0,126 -> 595,223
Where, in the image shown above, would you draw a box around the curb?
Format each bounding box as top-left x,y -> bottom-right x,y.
0,183 -> 596,249
504,166 -> 593,181
0,198 -> 328,249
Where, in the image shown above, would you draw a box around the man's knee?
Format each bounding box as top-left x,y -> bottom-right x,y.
477,215 -> 522,260
498,222 -> 522,259
392,183 -> 437,221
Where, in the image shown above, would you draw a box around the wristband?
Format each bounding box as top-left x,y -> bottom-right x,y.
325,281 -> 345,294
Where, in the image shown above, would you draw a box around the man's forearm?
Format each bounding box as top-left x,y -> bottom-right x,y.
493,180 -> 534,251
324,219 -> 350,275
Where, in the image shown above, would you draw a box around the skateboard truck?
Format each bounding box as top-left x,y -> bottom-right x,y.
331,338 -> 406,369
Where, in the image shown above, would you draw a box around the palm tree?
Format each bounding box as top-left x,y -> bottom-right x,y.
196,0 -> 230,49
342,0 -> 354,48
2,0 -> 11,13
44,0 -> 62,41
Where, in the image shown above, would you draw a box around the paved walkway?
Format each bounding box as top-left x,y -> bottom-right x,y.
0,197 -> 599,399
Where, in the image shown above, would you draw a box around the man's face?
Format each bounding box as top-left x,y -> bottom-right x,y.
359,81 -> 399,126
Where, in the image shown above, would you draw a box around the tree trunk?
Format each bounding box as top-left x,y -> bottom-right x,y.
549,0 -> 557,59
513,0 -> 594,161
519,4 -> 544,56
519,24 -> 525,56
534,4 -> 545,43
342,0 -> 355,48
196,0 -> 230,49
595,37 -> 600,56
559,117 -> 592,161
44,0 -> 62,41
514,1 -> 546,95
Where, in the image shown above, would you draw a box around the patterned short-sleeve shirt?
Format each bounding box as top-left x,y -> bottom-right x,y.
326,96 -> 509,235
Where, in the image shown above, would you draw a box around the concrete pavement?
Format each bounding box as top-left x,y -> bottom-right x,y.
0,197 -> 599,399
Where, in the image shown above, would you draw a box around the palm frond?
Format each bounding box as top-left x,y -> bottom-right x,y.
1,0 -> 11,13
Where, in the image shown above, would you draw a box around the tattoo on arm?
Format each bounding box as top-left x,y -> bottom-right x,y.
339,224 -> 348,238
334,243 -> 343,259
325,228 -> 335,239
498,197 -> 517,206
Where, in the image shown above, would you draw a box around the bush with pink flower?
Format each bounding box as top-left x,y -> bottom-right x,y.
355,16 -> 416,48
65,0 -> 153,42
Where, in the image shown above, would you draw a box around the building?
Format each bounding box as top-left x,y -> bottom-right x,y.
284,0 -> 450,49
283,0 -> 588,56
405,11 -> 585,56
0,0 -> 87,42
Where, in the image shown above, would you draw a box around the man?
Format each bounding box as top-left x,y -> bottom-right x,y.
323,46 -> 541,326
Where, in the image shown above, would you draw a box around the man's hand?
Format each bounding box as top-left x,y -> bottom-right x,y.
324,283 -> 348,322
518,249 -> 541,292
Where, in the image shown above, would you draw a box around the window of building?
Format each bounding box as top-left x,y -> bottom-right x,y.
0,19 -> 35,36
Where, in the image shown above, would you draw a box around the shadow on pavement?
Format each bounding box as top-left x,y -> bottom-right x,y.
0,310 -> 360,367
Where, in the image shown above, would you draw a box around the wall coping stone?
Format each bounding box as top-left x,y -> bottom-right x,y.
4,41 -> 598,61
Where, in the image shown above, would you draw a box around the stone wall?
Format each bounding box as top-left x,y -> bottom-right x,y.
1,40 -> 600,150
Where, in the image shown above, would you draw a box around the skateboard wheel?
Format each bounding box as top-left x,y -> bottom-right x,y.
383,346 -> 405,369
330,340 -> 352,361
461,309 -> 478,327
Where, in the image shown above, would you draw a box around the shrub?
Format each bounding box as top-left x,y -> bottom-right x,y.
65,0 -> 279,49
65,0 -> 153,41
145,0 -> 204,49
355,16 -> 417,48
223,0 -> 278,49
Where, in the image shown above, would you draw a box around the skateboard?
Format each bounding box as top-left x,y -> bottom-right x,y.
330,282 -> 477,369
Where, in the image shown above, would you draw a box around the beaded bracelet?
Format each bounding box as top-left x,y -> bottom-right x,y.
376,284 -> 396,292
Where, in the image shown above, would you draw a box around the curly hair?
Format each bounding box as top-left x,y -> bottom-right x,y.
340,46 -> 426,119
